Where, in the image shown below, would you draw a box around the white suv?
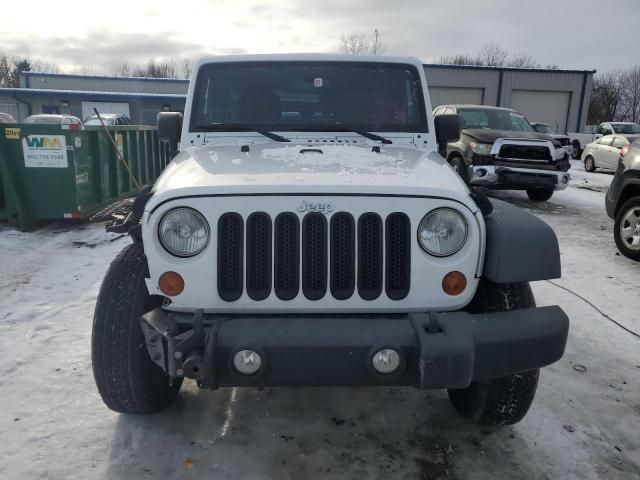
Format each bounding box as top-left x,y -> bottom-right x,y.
92,54 -> 569,426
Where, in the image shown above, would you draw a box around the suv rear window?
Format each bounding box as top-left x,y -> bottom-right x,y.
190,61 -> 427,133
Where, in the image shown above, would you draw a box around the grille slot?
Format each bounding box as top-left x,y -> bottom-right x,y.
385,213 -> 411,300
246,212 -> 272,301
357,213 -> 383,300
302,213 -> 328,300
498,144 -> 551,161
330,212 -> 355,300
217,212 -> 244,301
274,212 -> 300,300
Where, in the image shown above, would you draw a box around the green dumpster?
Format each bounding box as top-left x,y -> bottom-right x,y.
0,124 -> 172,230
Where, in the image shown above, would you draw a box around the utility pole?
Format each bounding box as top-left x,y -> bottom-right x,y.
373,29 -> 379,55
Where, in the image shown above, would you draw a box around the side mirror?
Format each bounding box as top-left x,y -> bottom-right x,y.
434,114 -> 461,154
157,112 -> 183,156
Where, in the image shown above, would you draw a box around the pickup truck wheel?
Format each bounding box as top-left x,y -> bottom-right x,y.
584,155 -> 596,172
92,243 -> 183,414
571,142 -> 581,159
614,197 -> 640,261
448,281 -> 540,425
526,187 -> 554,202
448,155 -> 469,183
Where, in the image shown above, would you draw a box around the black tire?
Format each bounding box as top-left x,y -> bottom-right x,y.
448,281 -> 540,426
526,187 -> 554,202
92,243 -> 182,414
571,142 -> 582,160
614,197 -> 640,261
584,155 -> 596,172
448,155 -> 469,183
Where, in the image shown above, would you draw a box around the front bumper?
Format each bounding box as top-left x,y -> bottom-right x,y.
141,306 -> 569,389
470,165 -> 571,191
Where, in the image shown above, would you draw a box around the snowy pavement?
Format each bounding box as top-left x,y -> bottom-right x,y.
0,170 -> 639,480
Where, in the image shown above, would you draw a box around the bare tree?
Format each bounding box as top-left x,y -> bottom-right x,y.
437,54 -> 483,66
182,59 -> 193,79
0,55 -> 11,87
339,33 -> 370,55
620,66 -> 640,122
587,71 -> 625,125
479,43 -> 508,67
509,53 -> 540,69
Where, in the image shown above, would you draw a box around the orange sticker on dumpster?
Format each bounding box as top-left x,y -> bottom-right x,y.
5,128 -> 20,139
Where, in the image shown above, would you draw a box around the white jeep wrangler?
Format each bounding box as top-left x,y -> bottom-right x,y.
92,54 -> 569,425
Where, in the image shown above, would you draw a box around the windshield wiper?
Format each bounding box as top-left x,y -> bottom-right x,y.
294,125 -> 393,144
195,124 -> 290,142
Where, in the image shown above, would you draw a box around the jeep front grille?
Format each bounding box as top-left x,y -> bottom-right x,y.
216,211 -> 411,302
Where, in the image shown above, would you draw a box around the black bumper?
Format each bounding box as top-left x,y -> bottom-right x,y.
141,307 -> 569,390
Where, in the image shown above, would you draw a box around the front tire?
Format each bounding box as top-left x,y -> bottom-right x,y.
614,197 -> 640,261
584,155 -> 596,172
571,142 -> 582,159
92,243 -> 183,414
526,187 -> 554,202
448,281 -> 540,425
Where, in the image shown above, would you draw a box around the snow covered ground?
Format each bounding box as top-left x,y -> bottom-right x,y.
0,167 -> 638,480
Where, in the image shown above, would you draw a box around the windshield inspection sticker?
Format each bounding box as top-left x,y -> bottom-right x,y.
5,128 -> 20,139
22,135 -> 68,168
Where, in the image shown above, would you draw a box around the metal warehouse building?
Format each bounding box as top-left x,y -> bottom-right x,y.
0,72 -> 188,125
0,64 -> 594,132
423,64 -> 595,133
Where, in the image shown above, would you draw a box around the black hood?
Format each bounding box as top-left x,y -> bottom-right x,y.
463,128 -> 560,147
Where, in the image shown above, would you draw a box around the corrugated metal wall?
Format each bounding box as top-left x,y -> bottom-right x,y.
424,65 -> 594,133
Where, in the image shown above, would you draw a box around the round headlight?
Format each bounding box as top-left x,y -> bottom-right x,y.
159,208 -> 210,257
418,208 -> 467,257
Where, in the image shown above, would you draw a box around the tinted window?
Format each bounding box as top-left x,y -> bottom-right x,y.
191,61 -> 427,133
613,124 -> 640,134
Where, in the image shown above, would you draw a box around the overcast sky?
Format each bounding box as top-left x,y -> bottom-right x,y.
3,0 -> 638,75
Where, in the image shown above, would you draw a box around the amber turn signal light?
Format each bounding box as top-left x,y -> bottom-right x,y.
442,271 -> 466,296
159,271 -> 185,296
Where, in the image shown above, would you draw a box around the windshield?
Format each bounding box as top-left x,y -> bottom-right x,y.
534,124 -> 553,133
457,108 -> 534,132
613,123 -> 640,134
190,61 -> 427,133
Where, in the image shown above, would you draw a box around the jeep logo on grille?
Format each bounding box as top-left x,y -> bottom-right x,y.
296,200 -> 334,214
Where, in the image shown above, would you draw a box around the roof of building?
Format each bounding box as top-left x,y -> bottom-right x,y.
21,71 -> 190,83
0,87 -> 186,101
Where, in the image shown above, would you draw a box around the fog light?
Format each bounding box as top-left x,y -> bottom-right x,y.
158,271 -> 184,296
442,271 -> 466,296
233,350 -> 262,375
372,349 -> 400,374
562,175 -> 569,184
476,168 -> 487,177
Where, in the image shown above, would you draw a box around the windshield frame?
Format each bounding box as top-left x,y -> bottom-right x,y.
189,60 -> 428,134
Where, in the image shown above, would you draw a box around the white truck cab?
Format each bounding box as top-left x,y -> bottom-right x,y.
92,54 -> 569,426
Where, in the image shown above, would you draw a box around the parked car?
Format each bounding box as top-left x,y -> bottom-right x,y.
0,112 -> 16,123
605,140 -> 640,260
83,113 -> 131,126
23,114 -> 82,127
582,134 -> 640,172
433,104 -> 570,201
531,122 -> 573,158
568,122 -> 640,159
91,54 -> 569,426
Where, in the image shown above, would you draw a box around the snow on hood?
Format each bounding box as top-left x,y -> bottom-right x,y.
149,143 -> 473,211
